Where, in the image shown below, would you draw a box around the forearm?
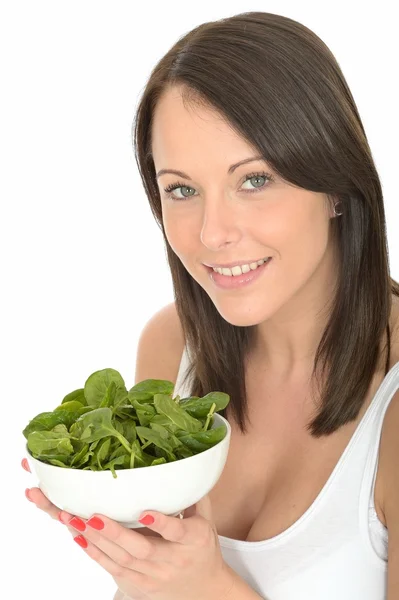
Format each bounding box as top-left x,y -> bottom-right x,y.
112,569 -> 264,600
221,566 -> 264,600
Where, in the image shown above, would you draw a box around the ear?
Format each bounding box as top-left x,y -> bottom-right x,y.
327,194 -> 339,219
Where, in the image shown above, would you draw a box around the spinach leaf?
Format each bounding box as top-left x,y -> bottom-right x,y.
27,431 -> 75,456
153,394 -> 202,433
72,408 -> 132,453
61,388 -> 87,406
84,369 -> 128,408
178,392 -> 230,418
128,379 -> 174,397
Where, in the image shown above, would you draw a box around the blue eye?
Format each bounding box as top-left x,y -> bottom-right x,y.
163,171 -> 273,201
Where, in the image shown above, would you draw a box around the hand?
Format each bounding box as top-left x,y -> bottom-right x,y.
22,458 -> 236,600
58,494 -> 235,600
22,457 -> 77,534
22,458 -> 163,574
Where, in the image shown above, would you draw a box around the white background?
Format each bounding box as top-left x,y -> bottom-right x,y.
2,1 -> 398,598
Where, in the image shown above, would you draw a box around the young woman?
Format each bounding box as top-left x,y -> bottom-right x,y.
23,11 -> 399,600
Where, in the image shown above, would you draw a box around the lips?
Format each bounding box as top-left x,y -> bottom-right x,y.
203,256 -> 270,269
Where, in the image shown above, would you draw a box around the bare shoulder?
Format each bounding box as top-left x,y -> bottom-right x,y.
379,387 -> 399,530
392,296 -> 399,355
134,302 -> 186,386
377,297 -> 399,525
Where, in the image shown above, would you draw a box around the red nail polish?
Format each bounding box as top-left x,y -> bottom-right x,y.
139,514 -> 154,525
87,516 -> 104,530
69,516 -> 86,531
74,535 -> 88,549
25,488 -> 34,502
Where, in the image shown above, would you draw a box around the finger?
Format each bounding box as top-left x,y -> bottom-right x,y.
70,533 -> 154,589
133,526 -> 163,539
22,457 -> 169,539
69,515 -> 170,575
141,496 -> 217,546
84,515 -> 176,565
25,487 -> 73,523
21,458 -> 31,473
26,488 -> 76,538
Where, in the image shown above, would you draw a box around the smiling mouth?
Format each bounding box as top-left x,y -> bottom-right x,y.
203,258 -> 271,276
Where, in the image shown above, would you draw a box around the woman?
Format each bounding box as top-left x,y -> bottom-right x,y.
22,11 -> 399,600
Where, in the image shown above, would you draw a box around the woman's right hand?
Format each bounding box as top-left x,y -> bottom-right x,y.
22,458 -> 77,534
21,458 -> 163,539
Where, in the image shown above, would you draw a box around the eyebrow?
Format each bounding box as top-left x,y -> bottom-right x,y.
156,155 -> 265,180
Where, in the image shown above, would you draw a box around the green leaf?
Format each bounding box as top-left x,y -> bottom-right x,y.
54,400 -> 85,412
178,392 -> 230,418
27,431 -> 75,456
176,426 -> 226,452
128,379 -> 174,397
73,407 -> 132,454
84,369 -> 127,408
51,423 -> 70,435
127,390 -> 153,404
151,457 -> 167,466
70,443 -> 91,468
61,388 -> 87,407
23,410 -> 87,439
99,381 -> 117,408
135,425 -> 176,455
96,437 -> 112,468
153,394 -> 202,433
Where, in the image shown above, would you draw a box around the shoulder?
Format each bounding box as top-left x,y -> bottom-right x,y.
134,302 -> 186,385
380,387 -> 399,509
378,384 -> 399,596
378,302 -> 399,528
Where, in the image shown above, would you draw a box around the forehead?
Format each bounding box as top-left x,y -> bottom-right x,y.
151,87 -> 258,169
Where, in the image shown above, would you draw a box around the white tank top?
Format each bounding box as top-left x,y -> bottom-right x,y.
174,345 -> 398,600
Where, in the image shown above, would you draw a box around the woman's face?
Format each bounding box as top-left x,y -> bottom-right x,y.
151,86 -> 338,329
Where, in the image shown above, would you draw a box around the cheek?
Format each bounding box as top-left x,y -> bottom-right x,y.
276,208 -> 331,280
162,211 -> 196,258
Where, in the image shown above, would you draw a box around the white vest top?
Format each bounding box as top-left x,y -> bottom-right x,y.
174,346 -> 398,600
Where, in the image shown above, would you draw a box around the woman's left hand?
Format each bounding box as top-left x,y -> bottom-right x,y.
61,493 -> 237,600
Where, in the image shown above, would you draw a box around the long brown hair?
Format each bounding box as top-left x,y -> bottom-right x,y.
132,11 -> 399,437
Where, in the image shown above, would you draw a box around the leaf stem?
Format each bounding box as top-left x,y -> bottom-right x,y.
203,402 -> 216,431
115,432 -> 132,454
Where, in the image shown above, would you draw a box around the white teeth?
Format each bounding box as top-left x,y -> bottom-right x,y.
214,258 -> 269,276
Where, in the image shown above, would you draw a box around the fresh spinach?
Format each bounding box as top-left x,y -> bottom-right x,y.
22,369 -> 230,478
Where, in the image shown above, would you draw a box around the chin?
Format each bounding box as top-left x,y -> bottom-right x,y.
211,301 -> 272,328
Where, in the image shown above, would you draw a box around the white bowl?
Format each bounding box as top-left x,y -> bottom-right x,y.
25,413 -> 231,528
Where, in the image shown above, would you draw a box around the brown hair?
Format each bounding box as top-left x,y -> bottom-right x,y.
132,11 -> 399,437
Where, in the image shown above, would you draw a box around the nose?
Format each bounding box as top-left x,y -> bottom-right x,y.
200,194 -> 241,251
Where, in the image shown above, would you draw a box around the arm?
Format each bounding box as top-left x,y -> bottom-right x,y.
112,577 -> 264,600
222,566 -> 265,600
379,389 -> 399,599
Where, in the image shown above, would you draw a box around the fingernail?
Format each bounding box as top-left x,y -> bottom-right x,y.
139,514 -> 154,525
73,535 -> 88,549
58,511 -> 64,524
87,516 -> 104,530
25,488 -> 34,503
22,458 -> 31,473
69,516 -> 86,532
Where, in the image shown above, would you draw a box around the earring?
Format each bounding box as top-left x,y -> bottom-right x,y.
333,201 -> 343,216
